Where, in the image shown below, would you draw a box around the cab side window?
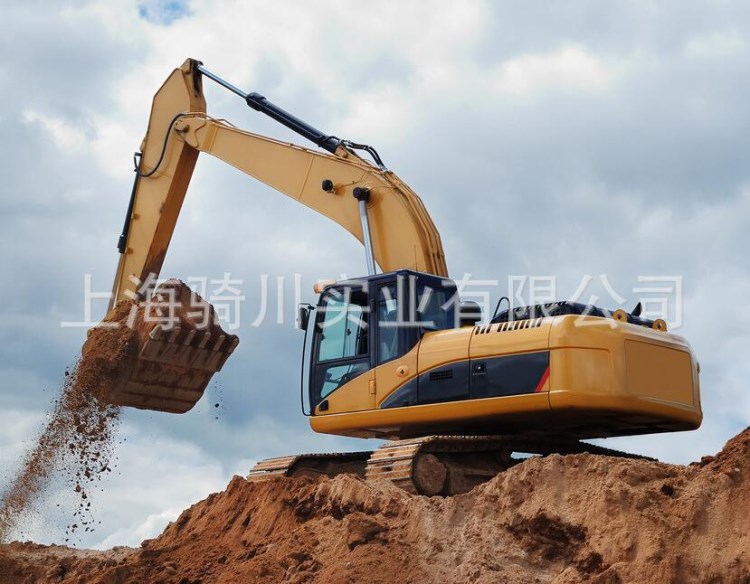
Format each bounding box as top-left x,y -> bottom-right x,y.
416,283 -> 452,331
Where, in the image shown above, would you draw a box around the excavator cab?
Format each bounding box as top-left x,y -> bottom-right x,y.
305,270 -> 462,413
301,270 -> 701,442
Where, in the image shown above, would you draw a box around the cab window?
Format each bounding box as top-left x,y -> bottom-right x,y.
311,286 -> 369,408
377,284 -> 400,363
318,291 -> 368,361
416,283 -> 452,331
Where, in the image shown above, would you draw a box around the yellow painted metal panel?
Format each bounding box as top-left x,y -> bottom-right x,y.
550,348 -> 612,396
418,327 -> 472,371
547,316 -> 701,429
548,392 -> 702,428
469,320 -> 552,359
314,368 -> 374,414
625,341 -> 694,406
177,117 -> 448,277
113,61 -> 206,304
311,392 -> 551,437
314,314 -> 702,439
374,344 -> 419,407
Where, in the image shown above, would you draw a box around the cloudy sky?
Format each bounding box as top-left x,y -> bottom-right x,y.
1,0 -> 748,548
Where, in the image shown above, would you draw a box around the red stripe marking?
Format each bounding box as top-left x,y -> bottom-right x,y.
534,366 -> 550,393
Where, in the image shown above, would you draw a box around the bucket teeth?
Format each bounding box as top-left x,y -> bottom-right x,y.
167,327 -> 181,343
103,280 -> 240,414
183,329 -> 197,346
216,339 -> 239,370
212,334 -> 226,351
197,332 -> 211,349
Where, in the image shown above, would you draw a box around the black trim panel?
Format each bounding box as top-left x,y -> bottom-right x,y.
380,351 -> 550,409
471,352 -> 549,398
379,378 -> 419,408
418,361 -> 470,405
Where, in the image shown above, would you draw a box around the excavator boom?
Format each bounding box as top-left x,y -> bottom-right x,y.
112,59 -> 447,308
99,59 -> 447,413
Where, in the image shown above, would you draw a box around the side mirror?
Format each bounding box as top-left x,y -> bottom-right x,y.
459,301 -> 482,327
297,305 -> 311,331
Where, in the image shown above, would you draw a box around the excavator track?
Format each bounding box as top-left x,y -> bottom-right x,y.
247,435 -> 653,495
247,451 -> 371,482
365,435 -> 510,495
366,435 -> 655,495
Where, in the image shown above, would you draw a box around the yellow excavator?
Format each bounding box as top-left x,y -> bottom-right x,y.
95,59 -> 702,495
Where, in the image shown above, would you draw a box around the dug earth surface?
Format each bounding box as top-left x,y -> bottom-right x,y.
1,429 -> 748,583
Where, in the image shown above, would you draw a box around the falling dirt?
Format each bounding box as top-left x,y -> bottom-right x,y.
1,428 -> 748,583
211,381 -> 225,422
0,300 -> 138,543
0,279 -> 225,545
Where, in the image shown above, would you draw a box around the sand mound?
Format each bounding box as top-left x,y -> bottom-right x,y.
1,428 -> 748,583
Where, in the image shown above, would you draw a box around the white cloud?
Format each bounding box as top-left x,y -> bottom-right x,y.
685,29 -> 746,58
492,45 -> 616,97
22,110 -> 88,151
98,508 -> 180,548
0,409 -> 47,472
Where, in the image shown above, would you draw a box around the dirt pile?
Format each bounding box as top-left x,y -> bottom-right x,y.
1,428 -> 748,584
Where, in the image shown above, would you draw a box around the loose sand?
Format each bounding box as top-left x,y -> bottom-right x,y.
1,428 -> 747,583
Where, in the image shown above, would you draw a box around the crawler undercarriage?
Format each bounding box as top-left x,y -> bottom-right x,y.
247,435 -> 650,496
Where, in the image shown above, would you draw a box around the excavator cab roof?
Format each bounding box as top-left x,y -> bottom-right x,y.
320,269 -> 455,293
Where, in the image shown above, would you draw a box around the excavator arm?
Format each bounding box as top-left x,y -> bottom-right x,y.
96,58 -> 447,414
111,58 -> 447,308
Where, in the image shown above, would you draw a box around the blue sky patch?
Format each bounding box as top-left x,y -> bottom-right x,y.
138,0 -> 192,25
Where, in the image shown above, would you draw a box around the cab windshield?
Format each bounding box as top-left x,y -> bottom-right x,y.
317,288 -> 368,361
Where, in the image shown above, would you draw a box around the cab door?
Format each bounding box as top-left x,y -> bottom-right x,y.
374,274 -> 459,408
310,285 -> 371,412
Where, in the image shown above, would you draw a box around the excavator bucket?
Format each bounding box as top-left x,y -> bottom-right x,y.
82,279 -> 239,414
